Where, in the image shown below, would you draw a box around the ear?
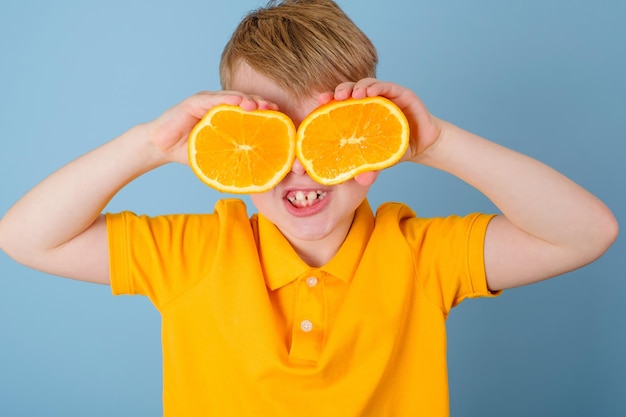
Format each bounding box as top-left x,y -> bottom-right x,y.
353,170 -> 380,186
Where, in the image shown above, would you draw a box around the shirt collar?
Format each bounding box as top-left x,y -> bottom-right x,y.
258,200 -> 375,290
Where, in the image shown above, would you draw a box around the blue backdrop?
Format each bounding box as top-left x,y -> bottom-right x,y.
1,1 -> 624,416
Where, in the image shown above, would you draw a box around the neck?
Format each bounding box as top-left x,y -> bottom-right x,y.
283,215 -> 354,268
292,242 -> 339,268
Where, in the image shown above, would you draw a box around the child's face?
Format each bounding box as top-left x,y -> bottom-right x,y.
230,63 -> 375,261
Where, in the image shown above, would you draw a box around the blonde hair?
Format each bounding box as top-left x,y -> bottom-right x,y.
220,0 -> 378,97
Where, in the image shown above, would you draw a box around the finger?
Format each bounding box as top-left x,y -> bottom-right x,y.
317,91 -> 335,105
190,92 -> 278,113
353,170 -> 379,186
350,78 -> 379,99
333,82 -> 357,100
239,96 -> 277,111
364,82 -> 411,104
178,92 -> 242,119
238,96 -> 261,111
247,95 -> 279,111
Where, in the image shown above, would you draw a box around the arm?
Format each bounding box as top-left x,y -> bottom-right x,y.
0,125 -> 159,284
323,79 -> 619,291
419,120 -> 618,290
0,92 -> 277,284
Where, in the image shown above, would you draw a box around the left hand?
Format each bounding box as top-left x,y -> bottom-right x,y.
317,78 -> 443,163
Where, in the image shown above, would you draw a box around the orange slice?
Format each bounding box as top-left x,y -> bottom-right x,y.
296,96 -> 410,185
188,104 -> 296,193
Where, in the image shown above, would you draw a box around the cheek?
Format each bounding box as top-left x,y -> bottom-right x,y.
339,181 -> 372,207
250,192 -> 274,213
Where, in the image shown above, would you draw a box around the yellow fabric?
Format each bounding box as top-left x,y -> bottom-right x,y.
106,199 -> 497,416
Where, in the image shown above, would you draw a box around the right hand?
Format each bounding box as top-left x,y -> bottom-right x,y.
146,91 -> 280,165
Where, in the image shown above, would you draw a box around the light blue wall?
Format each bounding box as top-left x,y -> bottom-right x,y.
1,1 -> 624,416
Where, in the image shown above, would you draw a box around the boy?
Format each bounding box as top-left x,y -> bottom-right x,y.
0,0 -> 618,415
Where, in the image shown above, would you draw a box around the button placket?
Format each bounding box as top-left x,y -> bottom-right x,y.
305,276 -> 318,288
289,273 -> 326,364
300,320 -> 313,332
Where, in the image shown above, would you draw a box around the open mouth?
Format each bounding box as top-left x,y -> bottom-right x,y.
285,190 -> 328,208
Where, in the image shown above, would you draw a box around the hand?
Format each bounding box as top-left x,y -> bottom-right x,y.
317,79 -> 443,163
146,91 -> 280,165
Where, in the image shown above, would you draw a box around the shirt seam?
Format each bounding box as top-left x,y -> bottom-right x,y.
452,213 -> 498,306
402,216 -> 450,319
108,212 -> 133,296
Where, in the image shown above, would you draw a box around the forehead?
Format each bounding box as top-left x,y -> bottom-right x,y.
229,63 -> 319,126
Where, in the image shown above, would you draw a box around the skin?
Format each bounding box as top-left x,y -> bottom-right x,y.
230,64 -> 375,266
0,65 -> 618,291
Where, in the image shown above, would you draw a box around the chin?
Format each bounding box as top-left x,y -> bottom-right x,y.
280,217 -> 336,242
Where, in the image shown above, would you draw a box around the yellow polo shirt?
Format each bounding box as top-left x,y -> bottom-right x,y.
107,199 -> 497,416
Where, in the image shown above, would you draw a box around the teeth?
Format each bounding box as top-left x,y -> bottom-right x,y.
287,190 -> 327,205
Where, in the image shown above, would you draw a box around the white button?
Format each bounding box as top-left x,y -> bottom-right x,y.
300,320 -> 313,332
305,277 -> 318,288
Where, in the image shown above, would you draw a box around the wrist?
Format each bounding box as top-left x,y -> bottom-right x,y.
410,119 -> 454,168
126,123 -> 172,169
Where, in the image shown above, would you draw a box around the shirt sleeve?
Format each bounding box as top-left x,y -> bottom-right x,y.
106,211 -> 221,309
402,210 -> 499,315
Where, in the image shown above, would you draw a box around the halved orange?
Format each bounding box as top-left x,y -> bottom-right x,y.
188,104 -> 296,193
296,96 -> 410,185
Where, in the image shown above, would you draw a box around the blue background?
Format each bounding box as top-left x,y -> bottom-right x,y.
1,1 -> 624,415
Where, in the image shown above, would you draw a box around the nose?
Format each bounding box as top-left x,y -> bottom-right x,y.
291,157 -> 307,175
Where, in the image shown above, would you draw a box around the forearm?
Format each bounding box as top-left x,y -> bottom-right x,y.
334,78 -> 617,288
415,120 -> 617,264
0,123 -> 165,262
